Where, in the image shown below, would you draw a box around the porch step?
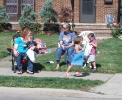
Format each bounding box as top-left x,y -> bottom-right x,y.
73,23 -> 112,38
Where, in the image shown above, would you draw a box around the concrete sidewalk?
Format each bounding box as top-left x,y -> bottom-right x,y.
0,67 -> 113,82
0,68 -> 122,99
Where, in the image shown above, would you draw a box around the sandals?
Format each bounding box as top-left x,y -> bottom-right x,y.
75,72 -> 83,77
26,70 -> 34,74
65,73 -> 70,77
17,69 -> 22,74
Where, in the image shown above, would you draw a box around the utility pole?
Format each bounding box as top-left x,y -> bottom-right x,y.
71,0 -> 74,31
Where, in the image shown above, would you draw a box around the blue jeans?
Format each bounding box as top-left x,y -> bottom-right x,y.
14,53 -> 33,71
56,46 -> 75,63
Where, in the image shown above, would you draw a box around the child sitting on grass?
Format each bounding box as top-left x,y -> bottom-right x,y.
34,38 -> 48,54
65,36 -> 85,77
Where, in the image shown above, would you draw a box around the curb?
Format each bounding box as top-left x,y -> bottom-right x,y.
0,87 -> 122,99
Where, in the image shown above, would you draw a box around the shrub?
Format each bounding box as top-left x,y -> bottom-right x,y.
58,7 -> 73,23
0,6 -> 9,23
43,23 -> 60,33
0,6 -> 9,31
18,5 -> 41,34
110,23 -> 122,38
40,0 -> 58,23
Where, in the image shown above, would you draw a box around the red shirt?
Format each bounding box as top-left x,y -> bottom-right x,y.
90,39 -> 97,55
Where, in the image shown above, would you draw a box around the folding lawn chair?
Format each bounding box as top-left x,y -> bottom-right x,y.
7,34 -> 28,73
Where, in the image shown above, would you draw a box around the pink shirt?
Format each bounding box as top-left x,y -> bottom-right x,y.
90,39 -> 97,55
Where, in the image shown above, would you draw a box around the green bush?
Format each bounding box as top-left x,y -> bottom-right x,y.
23,22 -> 41,34
0,6 -> 9,23
19,5 -> 41,34
110,23 -> 122,38
0,5 -> 9,31
40,0 -> 58,23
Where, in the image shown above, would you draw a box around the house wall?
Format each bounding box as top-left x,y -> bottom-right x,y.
0,0 -> 3,5
96,0 -> 119,23
0,0 -> 119,38
0,0 -> 119,23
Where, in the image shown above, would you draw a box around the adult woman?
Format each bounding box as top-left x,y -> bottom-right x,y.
13,28 -> 34,74
56,23 -> 76,69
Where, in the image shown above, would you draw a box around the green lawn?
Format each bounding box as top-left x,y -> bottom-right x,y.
0,32 -> 104,90
35,38 -> 122,74
0,75 -> 103,91
0,32 -> 59,58
96,38 -> 122,73
0,32 -> 122,73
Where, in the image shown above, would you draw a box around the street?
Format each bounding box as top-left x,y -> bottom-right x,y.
0,94 -> 121,100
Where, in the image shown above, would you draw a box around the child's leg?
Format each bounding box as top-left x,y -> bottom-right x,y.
83,58 -> 87,67
65,64 -> 73,76
76,67 -> 81,73
76,67 -> 82,76
89,62 -> 92,69
92,61 -> 96,69
91,61 -> 96,72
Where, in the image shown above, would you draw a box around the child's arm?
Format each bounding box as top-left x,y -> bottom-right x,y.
89,41 -> 98,47
75,45 -> 83,54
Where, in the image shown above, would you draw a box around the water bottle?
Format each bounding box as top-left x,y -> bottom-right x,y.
48,49 -> 52,53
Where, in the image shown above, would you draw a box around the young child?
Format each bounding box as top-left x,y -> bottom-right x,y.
65,36 -> 84,77
87,33 -> 98,73
34,38 -> 48,54
24,35 -> 37,62
26,35 -> 37,51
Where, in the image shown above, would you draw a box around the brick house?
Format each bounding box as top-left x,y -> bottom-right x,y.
0,0 -> 120,38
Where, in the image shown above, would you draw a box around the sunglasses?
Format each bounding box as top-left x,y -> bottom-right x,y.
63,27 -> 68,29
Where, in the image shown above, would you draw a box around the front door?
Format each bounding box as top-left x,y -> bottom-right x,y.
5,0 -> 34,22
80,0 -> 96,23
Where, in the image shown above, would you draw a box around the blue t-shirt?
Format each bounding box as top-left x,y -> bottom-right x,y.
14,37 -> 28,53
59,31 -> 76,46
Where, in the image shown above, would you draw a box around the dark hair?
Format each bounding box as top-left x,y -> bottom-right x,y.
74,36 -> 83,44
88,33 -> 95,38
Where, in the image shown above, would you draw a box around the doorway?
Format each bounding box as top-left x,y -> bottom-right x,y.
5,0 -> 34,22
80,0 -> 96,23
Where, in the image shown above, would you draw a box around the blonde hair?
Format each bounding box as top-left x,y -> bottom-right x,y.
21,28 -> 32,39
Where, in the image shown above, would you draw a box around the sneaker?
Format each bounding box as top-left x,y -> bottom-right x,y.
92,68 -> 96,73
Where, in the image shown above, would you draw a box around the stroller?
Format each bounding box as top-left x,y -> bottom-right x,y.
7,34 -> 28,73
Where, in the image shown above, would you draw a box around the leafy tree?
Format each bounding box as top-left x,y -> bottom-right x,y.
40,0 -> 58,23
58,7 -> 72,23
19,5 -> 41,33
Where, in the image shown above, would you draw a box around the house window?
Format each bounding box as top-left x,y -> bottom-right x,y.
5,0 -> 35,22
21,0 -> 34,12
104,0 -> 113,5
6,0 -> 18,14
